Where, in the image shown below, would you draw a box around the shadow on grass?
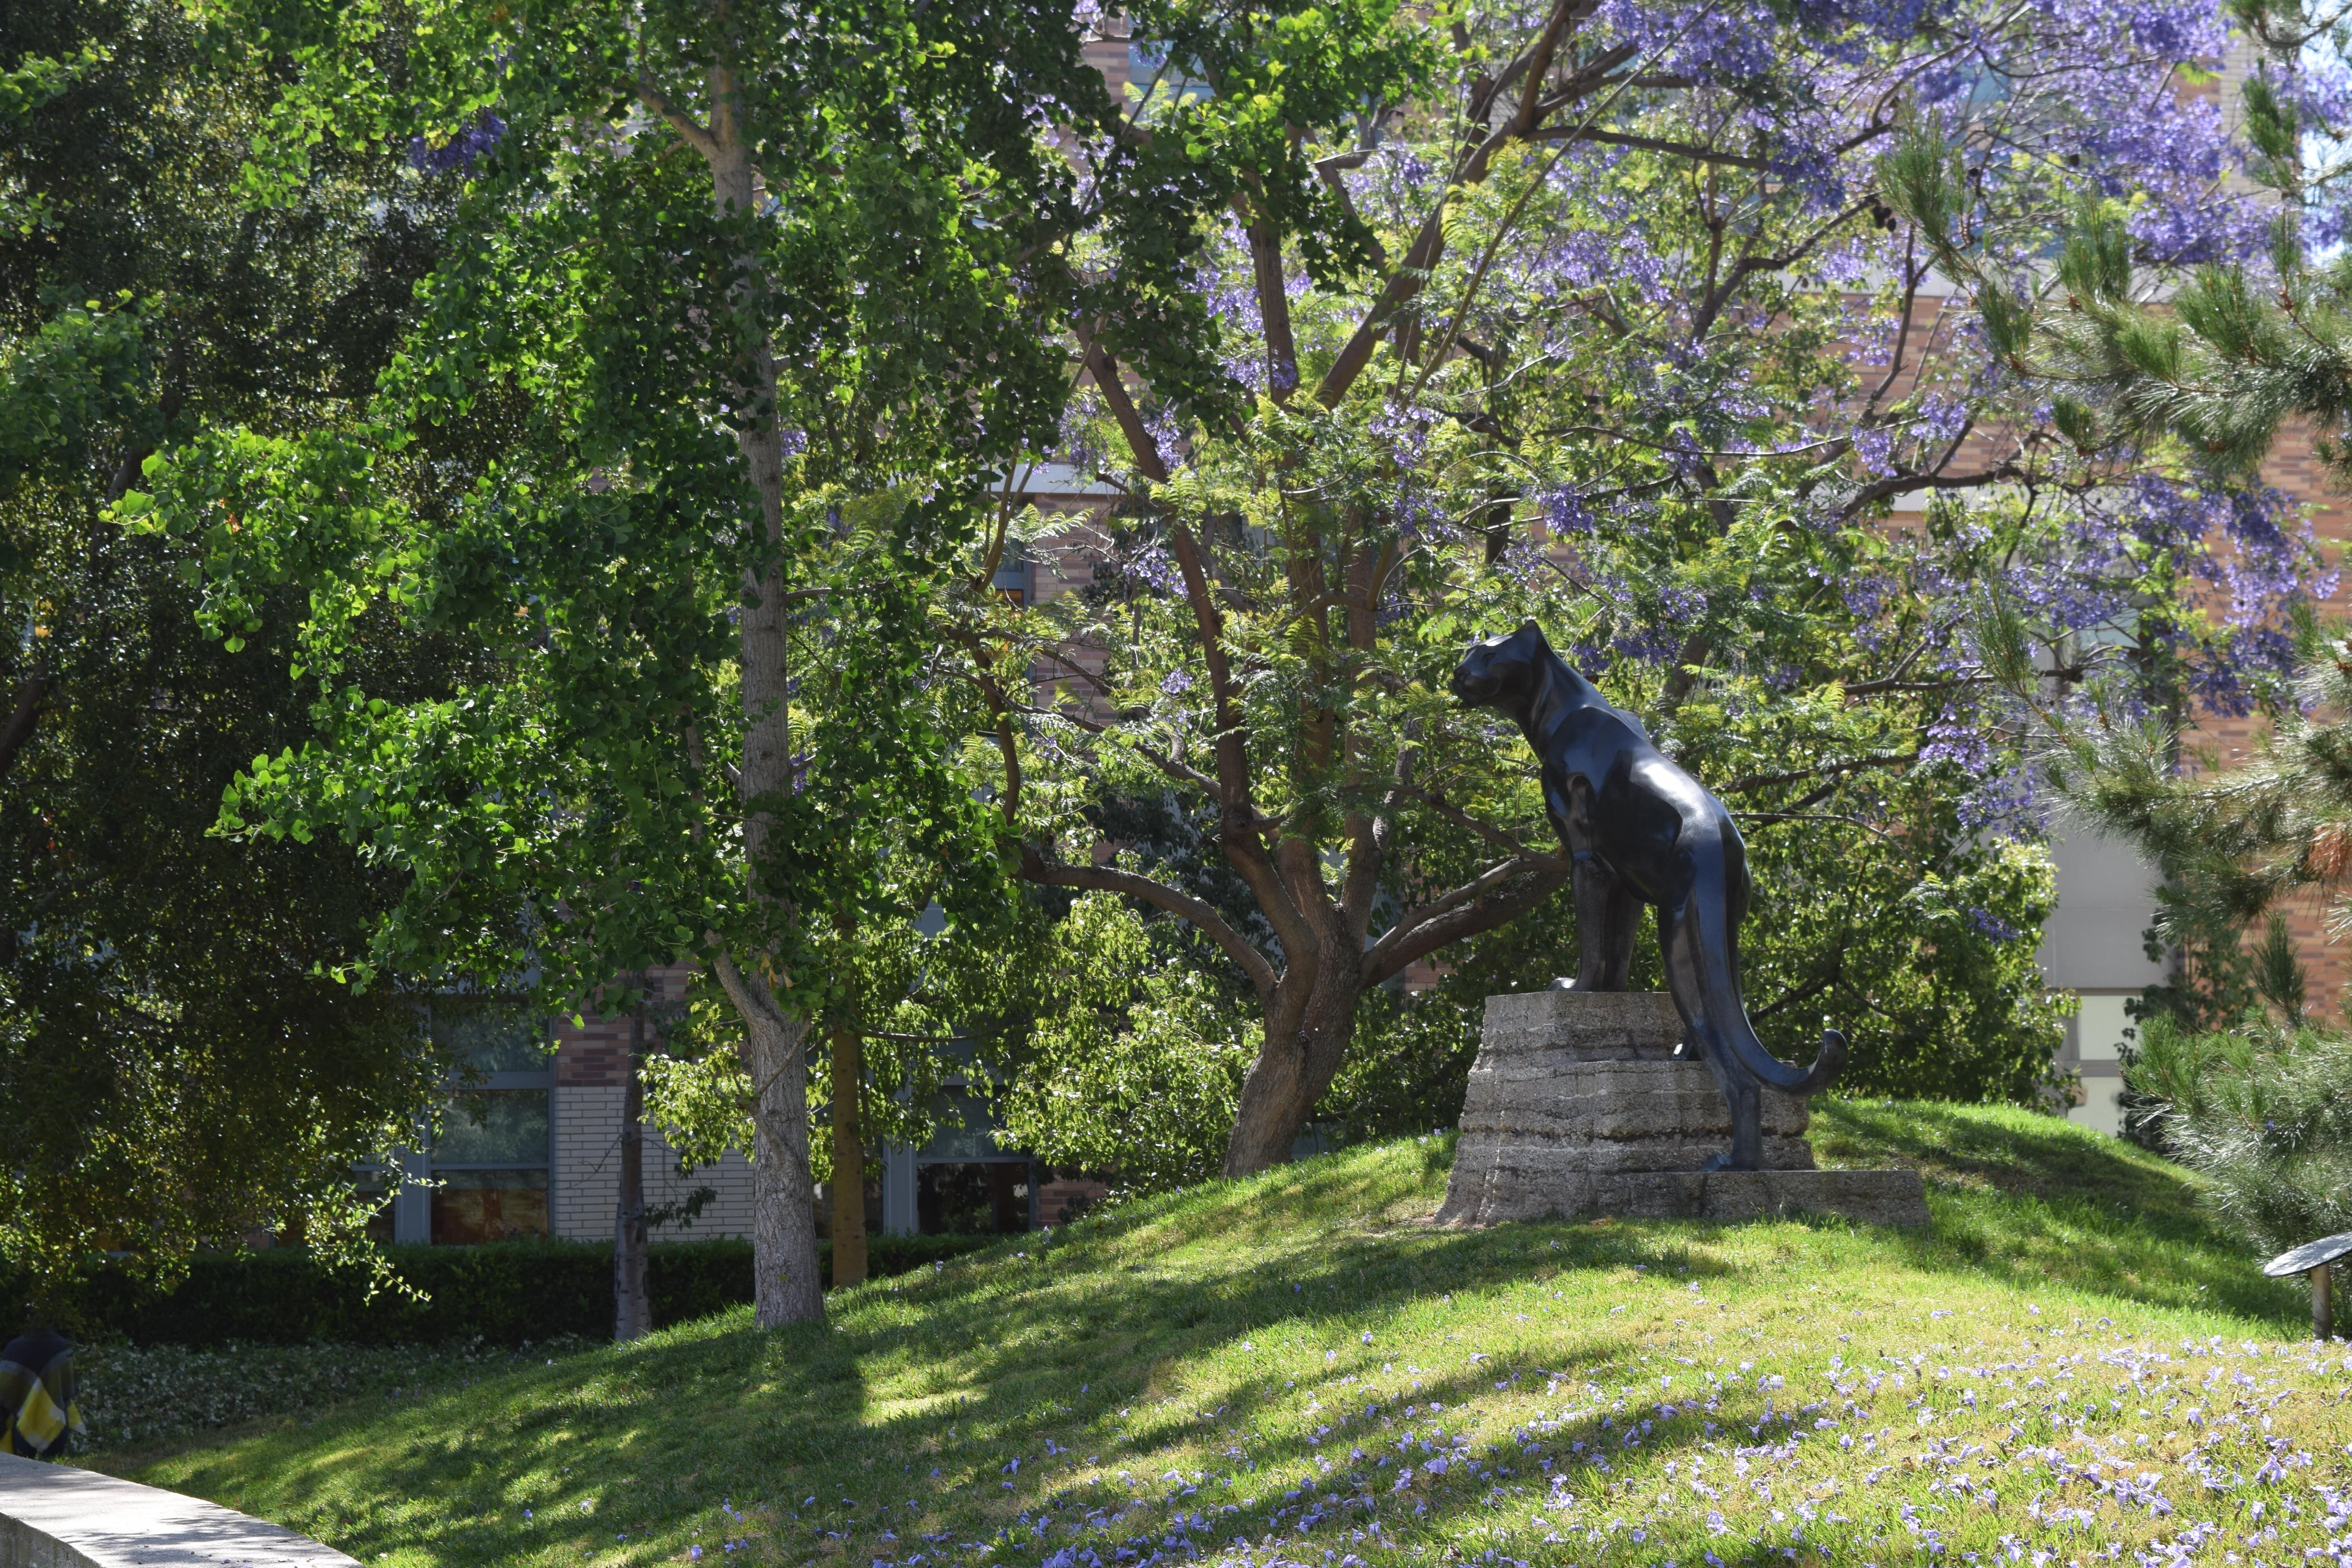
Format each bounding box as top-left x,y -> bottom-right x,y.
111,1165 -> 1724,1566
110,1128 -> 2309,1568
1811,1099 -> 2199,1218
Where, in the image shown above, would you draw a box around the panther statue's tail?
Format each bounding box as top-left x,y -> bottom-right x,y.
1668,834 -> 1847,1099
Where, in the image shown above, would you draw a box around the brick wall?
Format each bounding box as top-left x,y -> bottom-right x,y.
550,1082 -> 759,1243
548,963 -> 759,1242
2181,419 -> 2352,1017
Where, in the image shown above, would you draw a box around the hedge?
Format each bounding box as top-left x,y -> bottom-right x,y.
15,1232 -> 997,1347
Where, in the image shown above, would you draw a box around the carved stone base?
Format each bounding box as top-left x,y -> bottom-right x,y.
1436,1162 -> 1932,1228
1435,990 -> 1930,1229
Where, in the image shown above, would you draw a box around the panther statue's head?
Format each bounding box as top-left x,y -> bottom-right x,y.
1450,622 -> 1553,710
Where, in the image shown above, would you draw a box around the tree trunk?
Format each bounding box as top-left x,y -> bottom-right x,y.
730,985 -> 823,1325
829,1024 -> 868,1288
1223,959 -> 1364,1176
702,80 -> 826,1328
613,995 -> 652,1342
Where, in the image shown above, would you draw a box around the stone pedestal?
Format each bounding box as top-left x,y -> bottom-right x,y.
1436,990 -> 1929,1228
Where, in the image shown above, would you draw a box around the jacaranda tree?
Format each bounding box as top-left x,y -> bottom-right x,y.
951,0 -> 2332,1175
1882,0 -> 2352,1028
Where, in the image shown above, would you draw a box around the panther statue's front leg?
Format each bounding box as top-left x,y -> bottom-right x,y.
1549,852 -> 1638,992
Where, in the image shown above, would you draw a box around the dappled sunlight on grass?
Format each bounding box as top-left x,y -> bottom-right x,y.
1811,1099 -> 2293,1319
90,1110 -> 2348,1568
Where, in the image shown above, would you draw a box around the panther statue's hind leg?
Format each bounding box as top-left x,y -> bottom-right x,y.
1550,853 -> 1640,992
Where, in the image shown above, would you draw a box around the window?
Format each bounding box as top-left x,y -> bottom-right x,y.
432,998 -> 548,1075
917,1163 -> 1033,1234
361,998 -> 553,1245
426,999 -> 552,1243
993,544 -> 1031,606
354,1164 -> 397,1247
911,1087 -> 1035,1234
430,1087 -> 552,1243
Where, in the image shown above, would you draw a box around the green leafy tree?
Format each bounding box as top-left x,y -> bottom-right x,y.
0,0 -> 462,1302
125,0 -> 1156,1323
994,890 -> 1259,1191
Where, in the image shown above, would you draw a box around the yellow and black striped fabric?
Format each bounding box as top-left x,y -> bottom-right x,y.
0,1331 -> 84,1459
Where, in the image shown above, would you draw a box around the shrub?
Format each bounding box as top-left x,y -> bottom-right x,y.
2125,1013 -> 2352,1252
6,1232 -> 998,1346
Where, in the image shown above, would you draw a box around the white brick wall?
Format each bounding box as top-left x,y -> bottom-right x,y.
552,1084 -> 759,1242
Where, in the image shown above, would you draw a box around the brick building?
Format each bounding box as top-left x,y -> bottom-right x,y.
2042,410 -> 2352,1137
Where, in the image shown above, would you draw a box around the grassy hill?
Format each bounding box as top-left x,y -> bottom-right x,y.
89,1101 -> 2352,1568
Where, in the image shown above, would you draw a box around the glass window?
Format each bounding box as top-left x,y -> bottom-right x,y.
353,1165 -> 397,1246
429,1089 -> 549,1243
921,1090 -> 1010,1161
356,995 -> 554,1245
431,1170 -> 549,1245
917,1162 -> 1032,1235
428,998 -> 549,1076
436,1090 -> 550,1167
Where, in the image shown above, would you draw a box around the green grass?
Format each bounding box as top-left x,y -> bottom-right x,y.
87,1102 -> 2352,1568
72,1337 -> 597,1452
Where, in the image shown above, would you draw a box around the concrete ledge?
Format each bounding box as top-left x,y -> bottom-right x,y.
1435,1164 -> 1932,1229
0,1452 -> 358,1568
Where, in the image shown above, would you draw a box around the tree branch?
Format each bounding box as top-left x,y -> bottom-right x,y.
1751,965 -> 1840,1022
0,673 -> 46,780
635,76 -> 719,161
1398,782 -> 1556,864
1312,5 -> 1622,408
1361,858 -> 1570,987
1016,699 -> 1228,799
1314,152 -> 1388,271
1834,462 -> 2018,522
1020,848 -> 1279,1001
1079,330 -> 1170,485
1714,751 -> 1918,795
1538,127 -> 1769,168
1083,336 -> 1322,964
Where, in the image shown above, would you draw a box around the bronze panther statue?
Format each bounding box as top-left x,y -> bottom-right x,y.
1451,622 -> 1845,1171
